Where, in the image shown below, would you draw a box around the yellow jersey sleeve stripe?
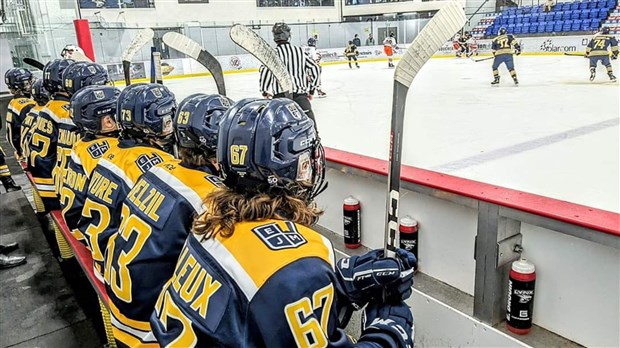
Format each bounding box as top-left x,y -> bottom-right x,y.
108,300 -> 154,332
111,327 -> 158,348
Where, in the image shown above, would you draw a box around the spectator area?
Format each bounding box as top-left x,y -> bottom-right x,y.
475,0 -> 617,37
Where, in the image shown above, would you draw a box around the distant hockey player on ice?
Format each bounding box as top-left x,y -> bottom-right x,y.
585,27 -> 618,82
456,31 -> 473,57
344,41 -> 360,69
383,32 -> 397,68
491,27 -> 521,86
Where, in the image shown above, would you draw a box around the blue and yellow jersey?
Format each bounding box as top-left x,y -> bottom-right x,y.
586,34 -> 619,57
48,101 -> 81,195
6,96 -> 35,157
60,136 -> 119,241
77,140 -> 174,282
104,160 -> 221,348
28,97 -> 72,209
20,105 -> 43,161
344,44 -> 359,57
151,220 -> 403,347
492,34 -> 520,56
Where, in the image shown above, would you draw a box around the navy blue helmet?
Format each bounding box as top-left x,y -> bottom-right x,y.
217,98 -> 326,201
499,27 -> 507,35
5,67 -> 34,95
31,79 -> 50,106
117,83 -> 176,141
62,62 -> 110,96
70,85 -> 120,136
175,93 -> 234,152
43,59 -> 75,93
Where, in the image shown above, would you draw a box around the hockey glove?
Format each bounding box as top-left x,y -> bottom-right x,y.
336,248 -> 416,309
612,53 -> 618,60
360,300 -> 414,348
515,50 -> 521,56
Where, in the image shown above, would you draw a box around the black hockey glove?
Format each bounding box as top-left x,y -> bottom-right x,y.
336,248 -> 416,309
612,53 -> 618,60
360,300 -> 414,348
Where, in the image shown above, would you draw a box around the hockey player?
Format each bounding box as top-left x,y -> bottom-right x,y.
491,27 -> 521,86
104,93 -> 233,348
345,40 -> 361,69
59,85 -> 121,235
457,31 -> 472,57
28,59 -> 75,211
5,68 -> 36,162
383,32 -> 398,68
20,79 -> 50,163
151,98 -> 417,347
585,27 -> 618,82
60,44 -> 85,60
76,83 -> 175,281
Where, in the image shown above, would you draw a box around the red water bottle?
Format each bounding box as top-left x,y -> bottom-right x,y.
343,196 -> 361,249
399,215 -> 418,261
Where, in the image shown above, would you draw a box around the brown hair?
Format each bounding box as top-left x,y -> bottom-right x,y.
193,187 -> 323,240
178,147 -> 215,168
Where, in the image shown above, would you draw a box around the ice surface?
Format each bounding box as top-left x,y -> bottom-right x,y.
162,56 -> 619,212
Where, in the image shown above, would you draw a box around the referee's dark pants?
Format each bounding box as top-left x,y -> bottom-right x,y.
274,93 -> 317,130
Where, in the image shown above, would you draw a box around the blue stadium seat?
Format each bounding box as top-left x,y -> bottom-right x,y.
563,19 -> 574,31
523,22 -> 531,32
546,21 -> 556,32
598,8 -> 609,18
560,2 -> 571,11
531,13 -> 540,22
606,0 -> 616,8
537,23 -> 546,33
515,25 -> 522,34
530,24 -> 539,33
555,20 -> 564,31
572,10 -> 582,19
554,11 -> 563,20
523,14 -> 531,23
588,0 -> 597,9
572,19 -> 583,30
582,19 -> 593,30
516,14 -> 524,23
581,10 -> 590,19
508,16 -> 516,24
570,2 -> 580,10
579,1 -> 588,10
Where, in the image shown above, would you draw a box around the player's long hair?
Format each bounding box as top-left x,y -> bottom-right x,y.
192,187 -> 323,240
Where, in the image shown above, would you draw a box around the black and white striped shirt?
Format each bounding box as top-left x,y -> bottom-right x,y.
259,42 -> 321,95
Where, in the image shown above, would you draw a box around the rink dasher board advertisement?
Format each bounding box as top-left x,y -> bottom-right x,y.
102,36 -> 594,81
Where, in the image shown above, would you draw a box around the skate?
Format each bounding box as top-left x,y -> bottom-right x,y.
512,76 -> 519,86
491,76 -> 500,85
1,177 -> 21,193
590,68 -> 596,82
609,73 -> 617,82
348,63 -> 352,69
317,90 -> 327,98
356,63 -> 360,69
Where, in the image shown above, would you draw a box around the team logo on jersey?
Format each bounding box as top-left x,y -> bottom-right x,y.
87,141 -> 110,158
252,221 -> 307,250
94,90 -> 105,100
136,153 -> 164,173
205,175 -> 223,187
152,88 -> 163,98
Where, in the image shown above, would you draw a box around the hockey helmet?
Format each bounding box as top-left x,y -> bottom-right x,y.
62,62 -> 110,96
389,32 -> 395,37
272,22 -> 291,43
217,98 -> 327,201
175,93 -> 234,152
117,83 -> 176,141
61,44 -> 85,59
4,67 -> 35,95
499,27 -> 507,35
31,79 -> 51,106
601,27 -> 610,34
43,59 -> 75,93
70,85 -> 120,136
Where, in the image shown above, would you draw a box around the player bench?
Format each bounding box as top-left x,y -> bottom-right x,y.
20,162 -> 117,348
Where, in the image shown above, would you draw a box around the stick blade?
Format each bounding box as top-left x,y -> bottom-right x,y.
229,24 -> 293,94
163,32 -> 202,60
395,1 -> 466,87
23,58 -> 45,70
122,28 -> 154,62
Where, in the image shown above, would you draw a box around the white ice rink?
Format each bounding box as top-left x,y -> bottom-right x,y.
161,56 -> 619,213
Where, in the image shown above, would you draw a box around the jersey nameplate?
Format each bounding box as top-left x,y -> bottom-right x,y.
252,221 -> 307,250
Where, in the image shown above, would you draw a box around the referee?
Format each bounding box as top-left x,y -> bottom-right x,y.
260,22 -> 321,129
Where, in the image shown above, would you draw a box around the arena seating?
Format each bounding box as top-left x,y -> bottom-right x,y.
471,13 -> 500,38
601,5 -> 620,33
481,0 -> 617,37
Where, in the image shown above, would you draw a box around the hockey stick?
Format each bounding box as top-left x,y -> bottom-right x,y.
472,56 -> 494,62
162,32 -> 226,95
229,24 -> 293,98
384,2 -> 465,257
152,49 -> 164,84
122,28 -> 154,86
564,52 -> 586,57
23,58 -> 45,70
